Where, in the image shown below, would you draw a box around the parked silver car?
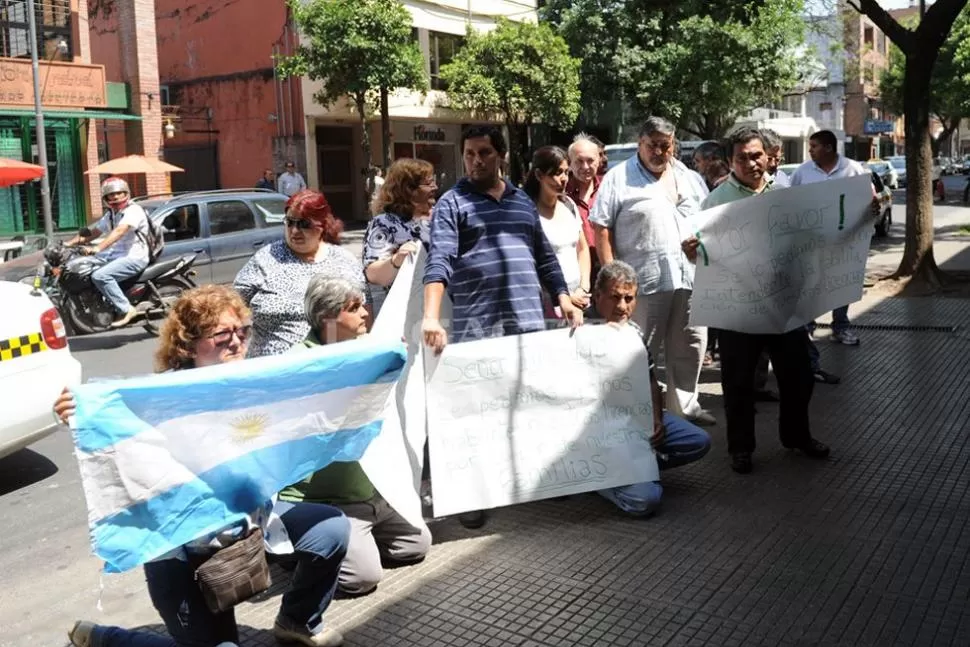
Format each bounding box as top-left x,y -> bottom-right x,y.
138,189 -> 286,285
0,189 -> 287,286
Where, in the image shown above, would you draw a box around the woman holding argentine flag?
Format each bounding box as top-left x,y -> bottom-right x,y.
234,189 -> 366,358
56,285 -> 349,647
280,275 -> 433,596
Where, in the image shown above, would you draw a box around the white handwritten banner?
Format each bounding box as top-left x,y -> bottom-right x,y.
367,248 -> 453,529
689,175 -> 874,334
425,325 -> 658,517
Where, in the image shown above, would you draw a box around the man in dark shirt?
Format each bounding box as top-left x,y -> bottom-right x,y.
423,125 -> 581,350
256,168 -> 275,191
423,124 -> 582,529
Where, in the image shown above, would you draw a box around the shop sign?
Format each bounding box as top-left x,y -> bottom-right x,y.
413,124 -> 446,142
864,119 -> 894,135
0,57 -> 107,108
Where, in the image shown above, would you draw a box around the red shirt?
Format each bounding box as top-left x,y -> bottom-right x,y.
565,173 -> 601,250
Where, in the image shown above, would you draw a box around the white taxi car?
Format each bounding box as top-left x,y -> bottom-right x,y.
0,280 -> 81,458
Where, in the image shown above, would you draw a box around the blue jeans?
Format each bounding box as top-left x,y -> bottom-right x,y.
805,305 -> 850,371
88,503 -> 349,647
831,305 -> 850,335
91,256 -> 148,314
599,412 -> 711,517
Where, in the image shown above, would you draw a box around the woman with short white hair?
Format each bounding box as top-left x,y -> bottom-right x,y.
278,276 -> 432,596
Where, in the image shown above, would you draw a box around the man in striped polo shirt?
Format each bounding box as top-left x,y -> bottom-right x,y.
422,125 -> 583,528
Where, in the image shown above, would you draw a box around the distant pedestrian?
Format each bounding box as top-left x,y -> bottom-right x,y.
277,161 -> 307,197
589,135 -> 608,179
256,168 -> 275,191
589,116 -> 715,426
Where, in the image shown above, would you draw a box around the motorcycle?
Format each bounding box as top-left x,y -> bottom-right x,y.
30,237 -> 198,336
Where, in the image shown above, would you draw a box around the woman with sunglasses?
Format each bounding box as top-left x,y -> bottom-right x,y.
234,190 -> 365,358
362,159 -> 437,316
56,285 -> 350,647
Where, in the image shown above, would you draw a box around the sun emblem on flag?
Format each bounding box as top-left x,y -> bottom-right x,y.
230,413 -> 269,443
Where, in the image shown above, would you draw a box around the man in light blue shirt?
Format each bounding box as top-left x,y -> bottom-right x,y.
590,117 -> 715,426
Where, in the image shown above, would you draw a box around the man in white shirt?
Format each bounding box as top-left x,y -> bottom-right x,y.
790,130 -> 869,382
277,161 -> 307,197
66,177 -> 151,327
590,116 -> 715,426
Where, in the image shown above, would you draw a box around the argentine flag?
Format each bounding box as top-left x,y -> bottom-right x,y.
72,337 -> 406,573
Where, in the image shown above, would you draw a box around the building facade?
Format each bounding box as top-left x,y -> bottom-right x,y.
0,0 -> 143,235
88,0 -> 302,194
301,0 -> 538,221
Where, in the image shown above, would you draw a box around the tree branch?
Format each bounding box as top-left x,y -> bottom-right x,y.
921,0 -> 970,51
856,0 -> 914,52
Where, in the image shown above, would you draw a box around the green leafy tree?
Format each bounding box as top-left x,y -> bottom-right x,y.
439,18 -> 581,182
880,7 -> 970,156
849,0 -> 969,286
543,0 -> 806,140
277,0 -> 426,178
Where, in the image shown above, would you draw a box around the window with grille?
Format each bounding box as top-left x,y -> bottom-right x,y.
0,0 -> 73,60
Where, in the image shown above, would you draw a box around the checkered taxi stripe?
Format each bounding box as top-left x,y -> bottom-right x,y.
0,333 -> 48,362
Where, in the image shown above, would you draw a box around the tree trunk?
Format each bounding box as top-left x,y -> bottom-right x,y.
355,92 -> 372,220
894,53 -> 945,285
380,86 -> 391,171
505,120 -> 528,186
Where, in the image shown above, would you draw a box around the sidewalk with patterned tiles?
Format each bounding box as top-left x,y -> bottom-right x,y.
96,290 -> 970,647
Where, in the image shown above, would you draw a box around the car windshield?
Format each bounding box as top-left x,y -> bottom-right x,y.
251,198 -> 287,225
888,158 -> 905,169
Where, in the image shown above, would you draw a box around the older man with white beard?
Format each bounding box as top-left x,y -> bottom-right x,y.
590,117 -> 715,426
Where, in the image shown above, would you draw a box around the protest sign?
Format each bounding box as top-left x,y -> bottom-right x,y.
689,175 -> 874,333
425,324 -> 658,517
72,338 -> 405,572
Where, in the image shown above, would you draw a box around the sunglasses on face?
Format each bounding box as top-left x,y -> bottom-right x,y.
285,217 -> 317,230
208,325 -> 252,348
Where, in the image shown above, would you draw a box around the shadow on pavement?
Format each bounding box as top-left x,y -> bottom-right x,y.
68,329 -> 156,353
0,448 -> 59,496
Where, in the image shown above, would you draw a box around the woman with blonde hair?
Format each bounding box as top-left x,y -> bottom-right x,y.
362,158 -> 438,313
57,285 -> 349,647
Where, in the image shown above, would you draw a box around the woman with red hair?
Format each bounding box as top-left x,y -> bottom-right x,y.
234,189 -> 365,357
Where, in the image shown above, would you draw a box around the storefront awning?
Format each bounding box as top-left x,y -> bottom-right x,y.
0,108 -> 142,121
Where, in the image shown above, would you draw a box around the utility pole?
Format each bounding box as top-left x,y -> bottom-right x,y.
26,0 -> 54,240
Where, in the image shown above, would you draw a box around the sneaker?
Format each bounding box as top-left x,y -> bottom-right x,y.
273,617 -> 343,647
813,369 -> 841,384
110,307 -> 141,328
831,330 -> 860,345
68,621 -> 96,647
686,409 -> 717,426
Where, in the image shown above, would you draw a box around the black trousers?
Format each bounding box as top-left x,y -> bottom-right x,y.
719,328 -> 815,454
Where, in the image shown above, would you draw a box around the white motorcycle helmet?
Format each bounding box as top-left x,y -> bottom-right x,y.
101,176 -> 131,211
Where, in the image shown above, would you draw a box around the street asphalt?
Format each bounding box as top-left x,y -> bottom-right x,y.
0,197 -> 968,647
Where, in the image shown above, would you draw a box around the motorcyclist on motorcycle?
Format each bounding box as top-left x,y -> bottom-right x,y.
65,177 -> 151,327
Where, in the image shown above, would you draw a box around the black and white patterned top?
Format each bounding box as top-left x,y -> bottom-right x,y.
234,239 -> 366,358
362,212 -> 430,313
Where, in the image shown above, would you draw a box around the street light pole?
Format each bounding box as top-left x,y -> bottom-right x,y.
26,0 -> 55,240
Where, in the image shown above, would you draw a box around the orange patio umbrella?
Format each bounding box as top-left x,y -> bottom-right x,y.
0,157 -> 45,188
85,154 -> 184,175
